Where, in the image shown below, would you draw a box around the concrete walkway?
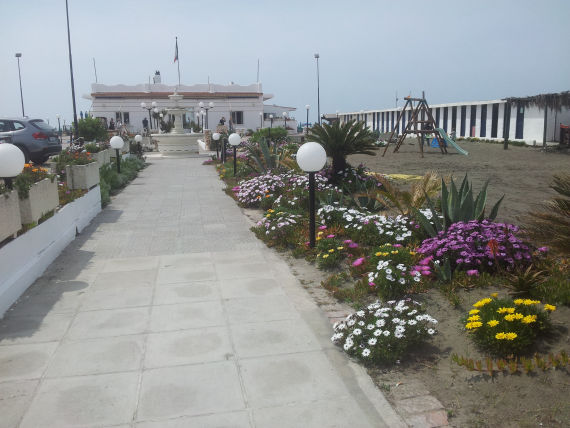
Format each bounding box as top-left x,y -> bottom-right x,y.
0,156 -> 406,428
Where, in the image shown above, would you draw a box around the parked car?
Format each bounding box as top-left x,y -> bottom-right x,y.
0,118 -> 62,164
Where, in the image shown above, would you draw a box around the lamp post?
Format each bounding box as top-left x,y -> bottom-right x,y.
212,132 -> 220,159
296,142 -> 327,248
15,53 -> 25,117
153,107 -> 159,129
269,114 -> 274,141
305,105 -> 310,134
198,101 -> 214,129
228,133 -> 241,177
314,53 -> 320,125
65,0 -> 79,141
56,114 -> 61,139
110,136 -> 124,173
282,111 -> 288,134
0,143 -> 25,189
141,101 -> 157,132
159,113 -> 164,132
259,111 -> 263,129
134,134 -> 143,155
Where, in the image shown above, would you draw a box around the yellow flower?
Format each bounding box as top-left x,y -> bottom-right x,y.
504,314 -> 516,322
322,254 -> 329,259
268,209 -> 275,213
317,231 -> 324,236
544,304 -> 556,312
375,252 -> 382,256
467,315 -> 481,322
465,321 -> 483,330
505,332 -> 518,340
495,332 -> 507,340
514,299 -> 524,305
469,309 -> 480,315
316,237 -> 321,241
473,298 -> 492,308
521,315 -> 537,324
328,249 -> 334,253
497,307 -> 515,314
491,292 -> 498,298
487,320 -> 499,327
337,246 -> 344,250
523,299 -> 540,305
513,313 -> 524,320
391,250 -> 399,254
409,251 -> 416,256
266,214 -> 271,218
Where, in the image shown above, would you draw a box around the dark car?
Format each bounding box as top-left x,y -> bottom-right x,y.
0,118 -> 62,164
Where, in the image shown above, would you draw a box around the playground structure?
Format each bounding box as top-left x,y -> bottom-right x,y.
382,92 -> 468,157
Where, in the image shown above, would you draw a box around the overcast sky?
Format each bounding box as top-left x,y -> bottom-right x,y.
1,0 -> 569,126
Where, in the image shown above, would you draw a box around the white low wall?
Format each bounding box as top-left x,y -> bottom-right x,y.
0,186 -> 102,318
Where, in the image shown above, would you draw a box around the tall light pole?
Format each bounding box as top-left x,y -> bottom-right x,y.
269,114 -> 274,141
259,112 -> 263,129
15,53 -> 25,117
56,114 -> 61,139
314,53 -> 320,125
65,0 -> 79,141
199,101 -> 214,129
282,111 -> 288,133
305,105 -> 310,134
141,101 -> 157,132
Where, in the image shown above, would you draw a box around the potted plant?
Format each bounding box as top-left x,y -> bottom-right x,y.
85,142 -> 111,167
55,151 -> 100,190
13,163 -> 58,224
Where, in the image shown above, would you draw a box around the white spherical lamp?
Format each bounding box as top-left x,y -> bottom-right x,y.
228,133 -> 241,146
110,135 -> 124,149
296,142 -> 327,172
212,132 -> 220,141
0,144 -> 25,178
209,102 -> 214,108
151,101 -> 157,108
141,102 -> 146,108
305,105 -> 310,110
199,101 -> 204,108
134,134 -> 143,143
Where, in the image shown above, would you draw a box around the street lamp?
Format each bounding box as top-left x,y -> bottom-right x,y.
228,132 -> 241,177
296,142 -> 327,248
110,136 -> 124,173
153,107 -> 159,129
259,111 -> 263,129
282,111 -> 288,134
314,53 -> 320,125
269,114 -> 274,141
0,143 -> 25,189
198,101 -> 214,129
15,53 -> 25,117
212,132 -> 220,159
134,134 -> 143,155
141,101 -> 157,132
305,105 -> 310,134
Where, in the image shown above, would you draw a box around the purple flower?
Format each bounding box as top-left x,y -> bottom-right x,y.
466,269 -> 479,276
538,246 -> 548,252
352,257 -> 365,267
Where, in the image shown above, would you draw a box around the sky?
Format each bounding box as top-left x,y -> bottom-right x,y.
1,0 -> 569,126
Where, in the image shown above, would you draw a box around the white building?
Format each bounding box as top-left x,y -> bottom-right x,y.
339,91 -> 570,145
88,75 -> 296,134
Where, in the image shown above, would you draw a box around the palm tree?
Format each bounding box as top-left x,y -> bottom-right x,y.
308,119 -> 377,180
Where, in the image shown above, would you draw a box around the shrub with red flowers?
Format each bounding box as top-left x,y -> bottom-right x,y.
417,220 -> 534,276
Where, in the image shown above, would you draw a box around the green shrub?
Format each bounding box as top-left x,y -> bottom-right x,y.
315,234 -> 346,269
250,127 -> 288,143
76,116 -> 108,142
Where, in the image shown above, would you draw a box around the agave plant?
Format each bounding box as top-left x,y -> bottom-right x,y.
524,173 -> 570,255
243,138 -> 298,173
414,174 -> 504,237
308,119 -> 377,181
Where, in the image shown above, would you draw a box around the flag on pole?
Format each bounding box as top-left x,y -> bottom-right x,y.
174,37 -> 179,63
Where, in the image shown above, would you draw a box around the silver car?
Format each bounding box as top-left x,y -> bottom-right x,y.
0,117 -> 62,164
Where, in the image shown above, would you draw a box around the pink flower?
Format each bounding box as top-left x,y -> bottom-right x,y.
352,257 -> 365,267
343,239 -> 352,244
538,246 -> 548,253
420,270 -> 431,276
232,186 -> 240,192
418,256 -> 433,266
368,282 -> 376,287
348,242 -> 359,248
466,269 -> 479,276
326,234 -> 335,238
393,244 -> 402,248
318,225 -> 327,230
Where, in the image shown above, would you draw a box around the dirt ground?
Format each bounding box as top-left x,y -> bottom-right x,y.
349,140 -> 570,224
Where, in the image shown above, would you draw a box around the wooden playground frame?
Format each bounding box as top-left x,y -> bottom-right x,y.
382,92 -> 447,157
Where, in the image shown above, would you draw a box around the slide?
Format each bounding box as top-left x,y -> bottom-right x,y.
435,128 -> 469,156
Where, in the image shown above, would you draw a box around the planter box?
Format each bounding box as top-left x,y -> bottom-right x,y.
0,186 -> 101,318
0,190 -> 21,242
66,162 -> 100,190
93,149 -> 111,167
19,178 -> 59,224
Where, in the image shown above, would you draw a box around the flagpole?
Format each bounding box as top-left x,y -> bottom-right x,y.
176,37 -> 181,89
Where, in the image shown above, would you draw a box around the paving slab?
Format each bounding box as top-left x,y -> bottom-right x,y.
0,157 -> 406,428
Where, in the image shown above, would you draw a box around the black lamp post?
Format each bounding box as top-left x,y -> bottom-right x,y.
305,105 -> 310,134
141,101 -> 156,132
269,114 -> 274,141
228,133 -> 241,177
296,142 -> 327,248
259,112 -> 263,129
282,111 -> 288,133
65,0 -> 79,141
314,53 -> 321,125
56,114 -> 61,139
15,53 -> 25,117
110,136 -> 124,173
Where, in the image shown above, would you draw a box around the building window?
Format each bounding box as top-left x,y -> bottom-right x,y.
443,107 -> 448,132
402,110 -> 406,132
515,104 -> 524,139
115,112 -> 122,122
470,105 -> 476,137
391,111 -> 394,131
491,103 -> 499,138
231,111 -> 244,125
480,104 -> 487,137
435,108 -> 440,127
123,112 -> 130,125
460,106 -> 466,136
381,112 -> 384,132
451,106 -> 457,133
